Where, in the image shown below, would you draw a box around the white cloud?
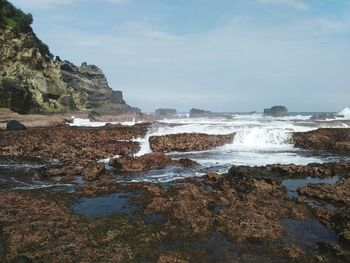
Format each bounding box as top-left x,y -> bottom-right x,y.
256,0 -> 309,10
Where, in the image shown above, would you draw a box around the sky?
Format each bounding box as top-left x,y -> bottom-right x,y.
10,0 -> 350,112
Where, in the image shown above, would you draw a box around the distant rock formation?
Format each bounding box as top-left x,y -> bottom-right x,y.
0,2 -> 136,114
154,108 -> 177,118
189,108 -> 214,118
264,106 -> 288,117
310,113 -> 336,120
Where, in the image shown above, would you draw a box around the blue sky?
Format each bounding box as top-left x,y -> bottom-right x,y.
10,0 -> 350,112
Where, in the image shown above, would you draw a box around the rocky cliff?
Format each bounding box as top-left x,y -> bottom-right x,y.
0,6 -> 134,114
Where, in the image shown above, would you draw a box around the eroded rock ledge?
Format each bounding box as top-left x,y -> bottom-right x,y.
149,132 -> 235,152
293,128 -> 350,155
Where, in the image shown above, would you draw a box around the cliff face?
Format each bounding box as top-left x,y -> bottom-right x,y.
0,27 -> 133,114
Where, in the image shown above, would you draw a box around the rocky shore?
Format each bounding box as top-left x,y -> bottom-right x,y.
1,122 -> 350,262
149,132 -> 235,152
293,128 -> 350,155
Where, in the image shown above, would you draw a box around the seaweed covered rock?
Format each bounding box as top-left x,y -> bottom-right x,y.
149,132 -> 235,152
293,128 -> 350,155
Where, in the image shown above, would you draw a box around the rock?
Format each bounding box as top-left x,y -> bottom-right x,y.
293,128 -> 350,155
310,113 -> 336,120
109,152 -> 173,172
88,110 -> 102,121
228,162 -> 350,179
109,152 -> 199,172
6,120 -> 27,131
175,158 -> 199,168
149,132 -> 235,152
155,108 -> 177,118
189,108 -> 214,118
0,20 -> 134,114
264,106 -> 288,117
81,161 -> 106,181
298,178 -> 350,205
331,208 -> 350,241
0,123 -> 150,182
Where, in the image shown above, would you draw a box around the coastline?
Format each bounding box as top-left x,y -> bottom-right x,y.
1,115 -> 350,261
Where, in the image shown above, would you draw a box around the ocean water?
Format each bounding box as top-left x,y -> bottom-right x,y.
70,109 -> 350,183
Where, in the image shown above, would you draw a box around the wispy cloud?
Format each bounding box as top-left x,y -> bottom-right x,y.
256,0 -> 309,10
13,0 -> 350,111
10,0 -> 130,9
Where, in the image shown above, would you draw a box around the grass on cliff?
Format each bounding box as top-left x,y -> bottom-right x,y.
0,0 -> 33,31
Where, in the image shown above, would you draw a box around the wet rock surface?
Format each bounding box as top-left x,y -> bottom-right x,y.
298,178 -> 350,204
0,123 -> 150,183
1,124 -> 350,262
293,128 -> 350,155
1,163 -> 350,261
109,152 -> 199,173
149,132 -> 235,152
229,162 -> 350,179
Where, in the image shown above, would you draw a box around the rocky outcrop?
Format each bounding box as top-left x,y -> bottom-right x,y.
189,108 -> 214,118
149,132 -> 235,152
310,113 -> 336,121
293,128 -> 350,155
228,162 -> 350,179
264,106 -> 288,117
0,25 -> 134,114
298,178 -> 350,205
154,108 -> 177,118
109,152 -> 198,172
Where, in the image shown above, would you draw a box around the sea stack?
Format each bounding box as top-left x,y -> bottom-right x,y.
264,105 -> 288,117
154,108 -> 177,118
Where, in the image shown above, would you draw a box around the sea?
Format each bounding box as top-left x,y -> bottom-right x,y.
70,107 -> 350,183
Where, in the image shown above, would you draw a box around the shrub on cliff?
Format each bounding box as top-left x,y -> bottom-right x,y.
0,0 -> 33,31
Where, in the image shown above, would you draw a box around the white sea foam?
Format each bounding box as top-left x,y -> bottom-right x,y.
339,107 -> 350,119
66,114 -> 350,182
69,117 -> 136,127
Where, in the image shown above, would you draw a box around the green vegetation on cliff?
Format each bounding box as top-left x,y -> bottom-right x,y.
0,0 -> 33,31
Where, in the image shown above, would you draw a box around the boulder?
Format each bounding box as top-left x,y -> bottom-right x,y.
264,106 -> 288,117
6,120 -> 27,131
149,132 -> 235,152
189,108 -> 214,118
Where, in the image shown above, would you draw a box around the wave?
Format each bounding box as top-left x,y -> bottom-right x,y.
338,107 -> 350,119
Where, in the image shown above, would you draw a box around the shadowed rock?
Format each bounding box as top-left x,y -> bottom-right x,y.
6,120 -> 26,131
